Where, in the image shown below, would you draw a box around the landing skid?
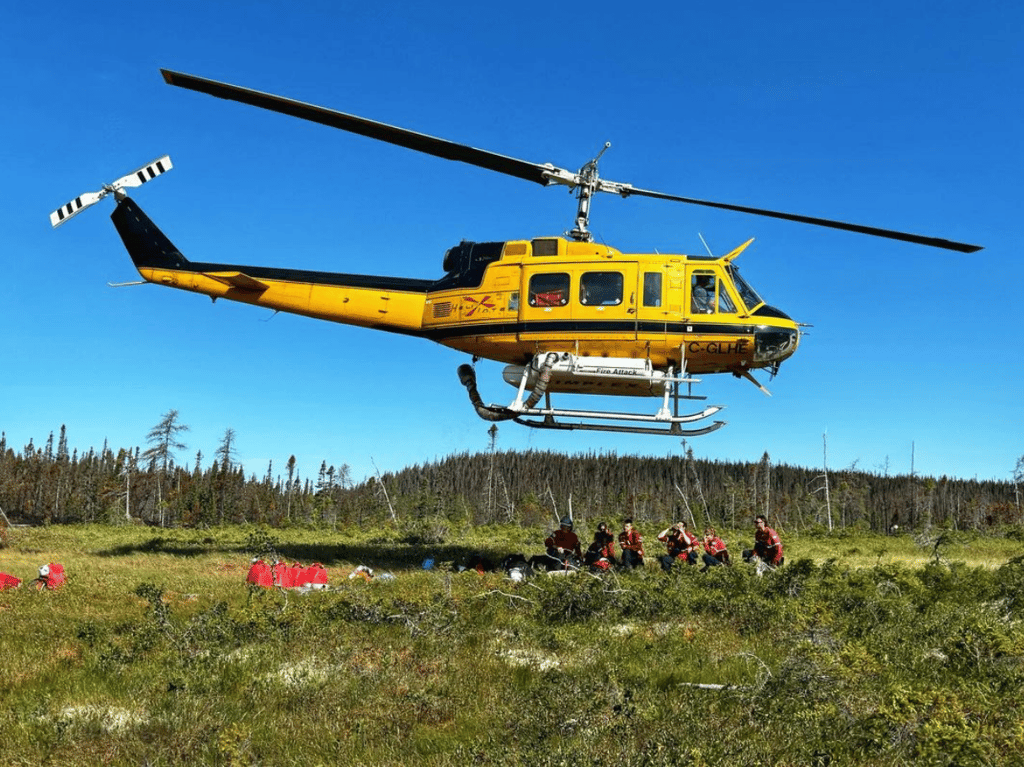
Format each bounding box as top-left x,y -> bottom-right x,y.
514,410 -> 726,437
457,352 -> 726,437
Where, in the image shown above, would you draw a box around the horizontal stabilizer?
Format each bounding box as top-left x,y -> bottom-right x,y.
202,271 -> 269,292
50,155 -> 172,228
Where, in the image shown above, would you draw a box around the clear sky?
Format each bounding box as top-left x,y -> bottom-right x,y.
3,1 -> 1021,488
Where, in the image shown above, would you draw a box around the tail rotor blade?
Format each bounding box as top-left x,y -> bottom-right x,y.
50,191 -> 105,228
113,155 -> 173,191
49,155 -> 172,228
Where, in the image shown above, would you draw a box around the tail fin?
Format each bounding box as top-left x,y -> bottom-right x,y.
111,197 -> 192,271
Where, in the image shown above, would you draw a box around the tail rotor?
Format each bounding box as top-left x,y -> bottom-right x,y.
49,155 -> 172,228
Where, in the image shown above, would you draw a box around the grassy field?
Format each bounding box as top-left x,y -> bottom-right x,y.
0,523 -> 1022,766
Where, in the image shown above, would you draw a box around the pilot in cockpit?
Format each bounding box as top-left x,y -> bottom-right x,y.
691,275 -> 714,314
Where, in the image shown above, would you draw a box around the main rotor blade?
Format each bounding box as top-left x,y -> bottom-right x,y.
161,69 -> 554,187
161,69 -> 981,253
623,186 -> 982,253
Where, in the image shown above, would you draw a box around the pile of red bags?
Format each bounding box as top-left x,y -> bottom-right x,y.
246,558 -> 329,589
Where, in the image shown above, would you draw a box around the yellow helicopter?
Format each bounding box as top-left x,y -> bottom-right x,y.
50,70 -> 981,437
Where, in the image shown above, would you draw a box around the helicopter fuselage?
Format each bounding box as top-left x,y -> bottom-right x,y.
422,236 -> 799,378
113,198 -> 799,384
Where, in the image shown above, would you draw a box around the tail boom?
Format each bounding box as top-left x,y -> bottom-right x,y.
111,197 -> 429,335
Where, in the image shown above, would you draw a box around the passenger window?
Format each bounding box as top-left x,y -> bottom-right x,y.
580,272 -> 623,306
528,273 -> 569,307
643,272 -> 662,307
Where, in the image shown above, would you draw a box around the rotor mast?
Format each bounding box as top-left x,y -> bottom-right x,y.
560,142 -> 611,242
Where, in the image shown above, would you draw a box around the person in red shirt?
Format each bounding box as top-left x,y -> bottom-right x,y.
699,527 -> 729,571
743,515 -> 784,567
657,522 -> 699,571
584,522 -> 617,570
543,517 -> 582,570
618,518 -> 645,569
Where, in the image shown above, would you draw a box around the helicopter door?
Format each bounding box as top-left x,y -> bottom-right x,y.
636,268 -> 669,349
688,269 -> 739,316
572,265 -> 638,350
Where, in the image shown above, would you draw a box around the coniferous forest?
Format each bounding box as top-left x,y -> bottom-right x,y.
1,415 -> 1018,533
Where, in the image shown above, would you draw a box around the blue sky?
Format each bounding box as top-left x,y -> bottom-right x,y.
3,1 -> 1021,487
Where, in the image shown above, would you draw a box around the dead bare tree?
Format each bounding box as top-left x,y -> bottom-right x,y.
680,442 -> 710,527
673,482 -> 697,529
498,474 -> 516,523
485,424 -> 498,521
1014,455 -> 1024,518
545,485 -> 560,526
370,458 -> 398,523
809,433 -> 833,530
761,451 -> 771,520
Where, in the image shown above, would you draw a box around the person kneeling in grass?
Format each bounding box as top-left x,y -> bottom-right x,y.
742,515 -> 784,568
700,527 -> 730,572
657,521 -> 699,571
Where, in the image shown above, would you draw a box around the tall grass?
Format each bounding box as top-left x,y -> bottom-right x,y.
0,524 -> 1021,765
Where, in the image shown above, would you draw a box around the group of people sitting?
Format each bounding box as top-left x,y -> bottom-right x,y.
531,514 -> 784,574
244,517 -> 785,587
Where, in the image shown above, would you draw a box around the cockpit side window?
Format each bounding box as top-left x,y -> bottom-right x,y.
580,272 -> 623,306
528,273 -> 570,307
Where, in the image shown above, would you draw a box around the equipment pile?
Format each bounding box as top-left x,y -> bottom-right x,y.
246,558 -> 329,590
0,563 -> 66,591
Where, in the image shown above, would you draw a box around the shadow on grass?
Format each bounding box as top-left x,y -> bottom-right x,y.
91,536 -> 528,571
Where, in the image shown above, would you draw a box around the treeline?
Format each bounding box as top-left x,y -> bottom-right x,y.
0,426 -> 352,529
371,449 -> 1020,533
0,425 -> 1018,533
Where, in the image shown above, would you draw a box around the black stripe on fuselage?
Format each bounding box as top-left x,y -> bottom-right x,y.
416,319 -> 763,342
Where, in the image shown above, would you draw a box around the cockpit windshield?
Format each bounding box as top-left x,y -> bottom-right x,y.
727,264 -> 764,311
